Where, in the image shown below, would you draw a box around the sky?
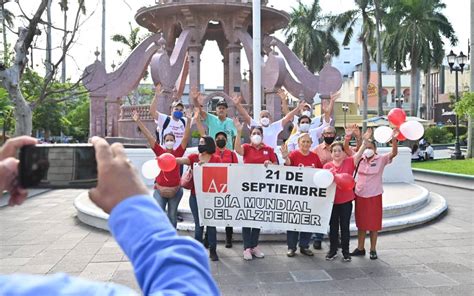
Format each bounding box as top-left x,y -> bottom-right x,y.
3,0 -> 470,88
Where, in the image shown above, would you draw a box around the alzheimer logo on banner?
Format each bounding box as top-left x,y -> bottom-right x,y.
193,163 -> 336,233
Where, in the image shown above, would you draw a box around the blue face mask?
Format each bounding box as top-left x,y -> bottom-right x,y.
173,111 -> 183,119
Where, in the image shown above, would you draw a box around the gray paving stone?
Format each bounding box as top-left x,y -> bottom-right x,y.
79,262 -> 120,282
394,264 -> 436,276
409,272 -> 460,287
16,264 -> 54,274
426,262 -> 472,274
255,271 -> 294,283
110,270 -> 140,293
259,282 -> 307,296
427,284 -> 474,296
372,276 -> 421,289
360,266 -> 401,278
334,278 -> 383,292
219,283 -> 263,296
325,267 -> 367,280
290,269 -> 332,282
297,281 -> 344,294
214,272 -> 257,285
382,287 -> 435,296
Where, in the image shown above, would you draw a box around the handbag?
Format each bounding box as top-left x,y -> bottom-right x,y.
180,166 -> 194,190
155,184 -> 179,198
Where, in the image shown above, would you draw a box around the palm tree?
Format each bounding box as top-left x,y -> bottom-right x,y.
59,0 -> 86,83
112,22 -> 148,56
386,0 -> 457,116
332,0 -> 376,130
284,0 -> 339,73
373,0 -> 385,115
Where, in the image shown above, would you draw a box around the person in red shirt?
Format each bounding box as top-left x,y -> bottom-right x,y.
280,133 -> 322,257
176,136 -> 222,261
323,128 -> 371,262
214,131 -> 239,248
234,119 -> 278,261
132,110 -> 191,228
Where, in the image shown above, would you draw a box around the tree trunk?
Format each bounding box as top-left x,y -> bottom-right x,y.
374,0 -> 384,115
396,68 -> 401,107
362,42 -> 370,132
467,115 -> 473,158
46,0 -> 52,76
2,76 -> 32,136
425,68 -> 431,120
410,62 -> 417,116
61,8 -> 67,83
1,0 -> 8,66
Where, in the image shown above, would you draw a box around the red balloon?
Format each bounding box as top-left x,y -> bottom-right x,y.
396,131 -> 406,141
157,153 -> 177,172
334,173 -> 355,191
387,108 -> 407,127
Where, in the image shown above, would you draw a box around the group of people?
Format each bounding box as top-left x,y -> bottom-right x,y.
135,86 -> 400,263
411,138 -> 434,161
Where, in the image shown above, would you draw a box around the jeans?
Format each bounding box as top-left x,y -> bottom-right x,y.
287,231 -> 312,250
329,201 -> 353,253
153,188 -> 183,228
242,227 -> 260,249
189,195 -> 217,248
313,233 -> 324,242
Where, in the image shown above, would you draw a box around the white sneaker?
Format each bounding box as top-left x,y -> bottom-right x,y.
243,248 -> 253,260
251,247 -> 264,258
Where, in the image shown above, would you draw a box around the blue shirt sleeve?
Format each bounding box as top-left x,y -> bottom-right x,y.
0,273 -> 137,295
0,195 -> 220,296
108,195 -> 220,296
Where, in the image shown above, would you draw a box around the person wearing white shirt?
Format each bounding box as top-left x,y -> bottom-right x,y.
232,95 -> 304,149
425,142 -> 434,160
287,115 -> 331,152
150,85 -> 187,149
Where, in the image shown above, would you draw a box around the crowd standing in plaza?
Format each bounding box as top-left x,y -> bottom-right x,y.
136,86 -> 400,263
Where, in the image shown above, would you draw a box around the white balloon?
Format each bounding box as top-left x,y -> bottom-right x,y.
374,126 -> 393,143
313,170 -> 334,188
141,159 -> 161,180
400,121 -> 425,141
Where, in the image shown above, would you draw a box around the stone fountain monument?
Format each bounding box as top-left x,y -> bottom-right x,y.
82,0 -> 343,140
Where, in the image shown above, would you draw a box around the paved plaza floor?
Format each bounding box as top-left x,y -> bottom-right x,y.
0,181 -> 472,295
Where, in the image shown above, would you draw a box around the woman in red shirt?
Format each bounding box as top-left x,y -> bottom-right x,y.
214,131 -> 239,248
132,110 -> 191,228
323,128 -> 371,262
234,119 -> 278,261
281,133 -> 322,258
176,136 -> 221,261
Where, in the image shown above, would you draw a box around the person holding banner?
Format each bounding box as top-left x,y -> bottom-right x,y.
323,129 -> 372,262
234,119 -> 278,261
214,131 -> 239,248
349,128 -> 399,260
176,136 -> 222,261
280,134 -> 323,257
132,110 -> 192,228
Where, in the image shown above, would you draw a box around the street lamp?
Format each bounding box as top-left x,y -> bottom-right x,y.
342,103 -> 349,127
446,50 -> 466,160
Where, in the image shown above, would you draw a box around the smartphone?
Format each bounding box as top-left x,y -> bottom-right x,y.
19,144 -> 97,189
233,86 -> 241,93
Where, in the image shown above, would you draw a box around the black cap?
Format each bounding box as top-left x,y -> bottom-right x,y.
215,131 -> 227,139
216,99 -> 228,108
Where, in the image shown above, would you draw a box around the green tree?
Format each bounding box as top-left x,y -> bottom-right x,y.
0,88 -> 14,142
1,0 -> 15,66
112,22 -> 149,57
455,92 -> 474,158
332,0 -> 376,130
386,0 -> 457,116
284,0 -> 340,73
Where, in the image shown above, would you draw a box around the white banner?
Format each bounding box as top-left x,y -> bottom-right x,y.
193,163 -> 336,233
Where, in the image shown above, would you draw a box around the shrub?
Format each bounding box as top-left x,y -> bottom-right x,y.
443,125 -> 467,137
424,127 -> 453,144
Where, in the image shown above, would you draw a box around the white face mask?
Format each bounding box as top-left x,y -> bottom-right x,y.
299,123 -> 310,132
302,110 -> 311,117
251,134 -> 262,145
164,141 -> 175,149
363,148 -> 375,158
260,117 -> 270,127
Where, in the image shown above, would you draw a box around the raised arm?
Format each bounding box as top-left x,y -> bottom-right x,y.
282,100 -> 304,126
343,125 -> 354,156
190,86 -> 207,120
180,109 -> 193,149
233,117 -> 244,156
150,84 -> 162,120
352,124 -> 362,151
176,157 -> 191,165
322,92 -> 337,123
280,143 -> 291,166
193,107 -> 207,137
132,111 -> 156,147
278,89 -> 290,115
353,128 -> 373,165
389,128 -> 399,160
232,94 -> 252,126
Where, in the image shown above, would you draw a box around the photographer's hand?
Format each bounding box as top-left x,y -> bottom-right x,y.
0,136 -> 38,206
88,137 -> 149,214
